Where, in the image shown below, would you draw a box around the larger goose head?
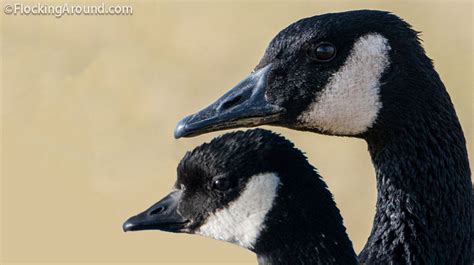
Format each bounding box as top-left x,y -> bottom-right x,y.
174,10 -> 435,139
173,9 -> 472,264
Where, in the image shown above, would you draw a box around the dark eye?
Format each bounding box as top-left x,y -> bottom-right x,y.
311,43 -> 336,62
212,178 -> 231,191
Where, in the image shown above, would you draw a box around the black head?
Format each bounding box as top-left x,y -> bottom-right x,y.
174,10 -> 434,138
123,129 -> 356,263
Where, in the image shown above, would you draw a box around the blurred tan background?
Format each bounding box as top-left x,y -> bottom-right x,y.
1,0 -> 472,264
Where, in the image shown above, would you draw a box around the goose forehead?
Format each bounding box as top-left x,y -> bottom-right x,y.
298,33 -> 391,135
196,172 -> 280,249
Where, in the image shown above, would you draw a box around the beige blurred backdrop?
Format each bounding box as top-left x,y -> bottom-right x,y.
1,0 -> 472,264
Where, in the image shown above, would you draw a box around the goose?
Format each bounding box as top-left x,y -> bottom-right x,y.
123,129 -> 358,264
173,10 -> 472,264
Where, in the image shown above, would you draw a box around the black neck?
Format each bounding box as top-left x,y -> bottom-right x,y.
256,237 -> 357,265
254,167 -> 358,265
360,82 -> 472,264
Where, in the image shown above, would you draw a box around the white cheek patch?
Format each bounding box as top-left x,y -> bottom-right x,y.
298,33 -> 391,135
196,173 -> 280,249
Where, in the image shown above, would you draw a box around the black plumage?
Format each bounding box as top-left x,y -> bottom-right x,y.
124,129 -> 358,265
175,10 -> 473,264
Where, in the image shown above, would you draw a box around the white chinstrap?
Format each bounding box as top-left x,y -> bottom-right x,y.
298,33 -> 391,135
196,173 -> 280,249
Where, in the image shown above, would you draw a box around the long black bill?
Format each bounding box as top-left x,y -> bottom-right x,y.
123,190 -> 189,233
174,64 -> 285,138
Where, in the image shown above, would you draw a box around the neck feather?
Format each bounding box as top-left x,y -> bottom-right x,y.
256,236 -> 356,265
361,101 -> 472,264
254,169 -> 358,265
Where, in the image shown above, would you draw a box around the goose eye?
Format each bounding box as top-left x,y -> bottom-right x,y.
212,178 -> 231,191
311,43 -> 336,62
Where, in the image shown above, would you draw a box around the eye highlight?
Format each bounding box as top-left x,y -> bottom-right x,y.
310,42 -> 336,62
212,178 -> 231,192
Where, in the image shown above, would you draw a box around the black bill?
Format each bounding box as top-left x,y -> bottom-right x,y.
123,190 -> 189,233
174,64 -> 285,138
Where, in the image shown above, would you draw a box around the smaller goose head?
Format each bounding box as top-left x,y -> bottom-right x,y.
174,10 -> 431,139
123,129 -> 357,264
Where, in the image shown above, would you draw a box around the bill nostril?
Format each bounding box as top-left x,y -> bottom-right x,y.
149,206 -> 165,216
220,95 -> 243,111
